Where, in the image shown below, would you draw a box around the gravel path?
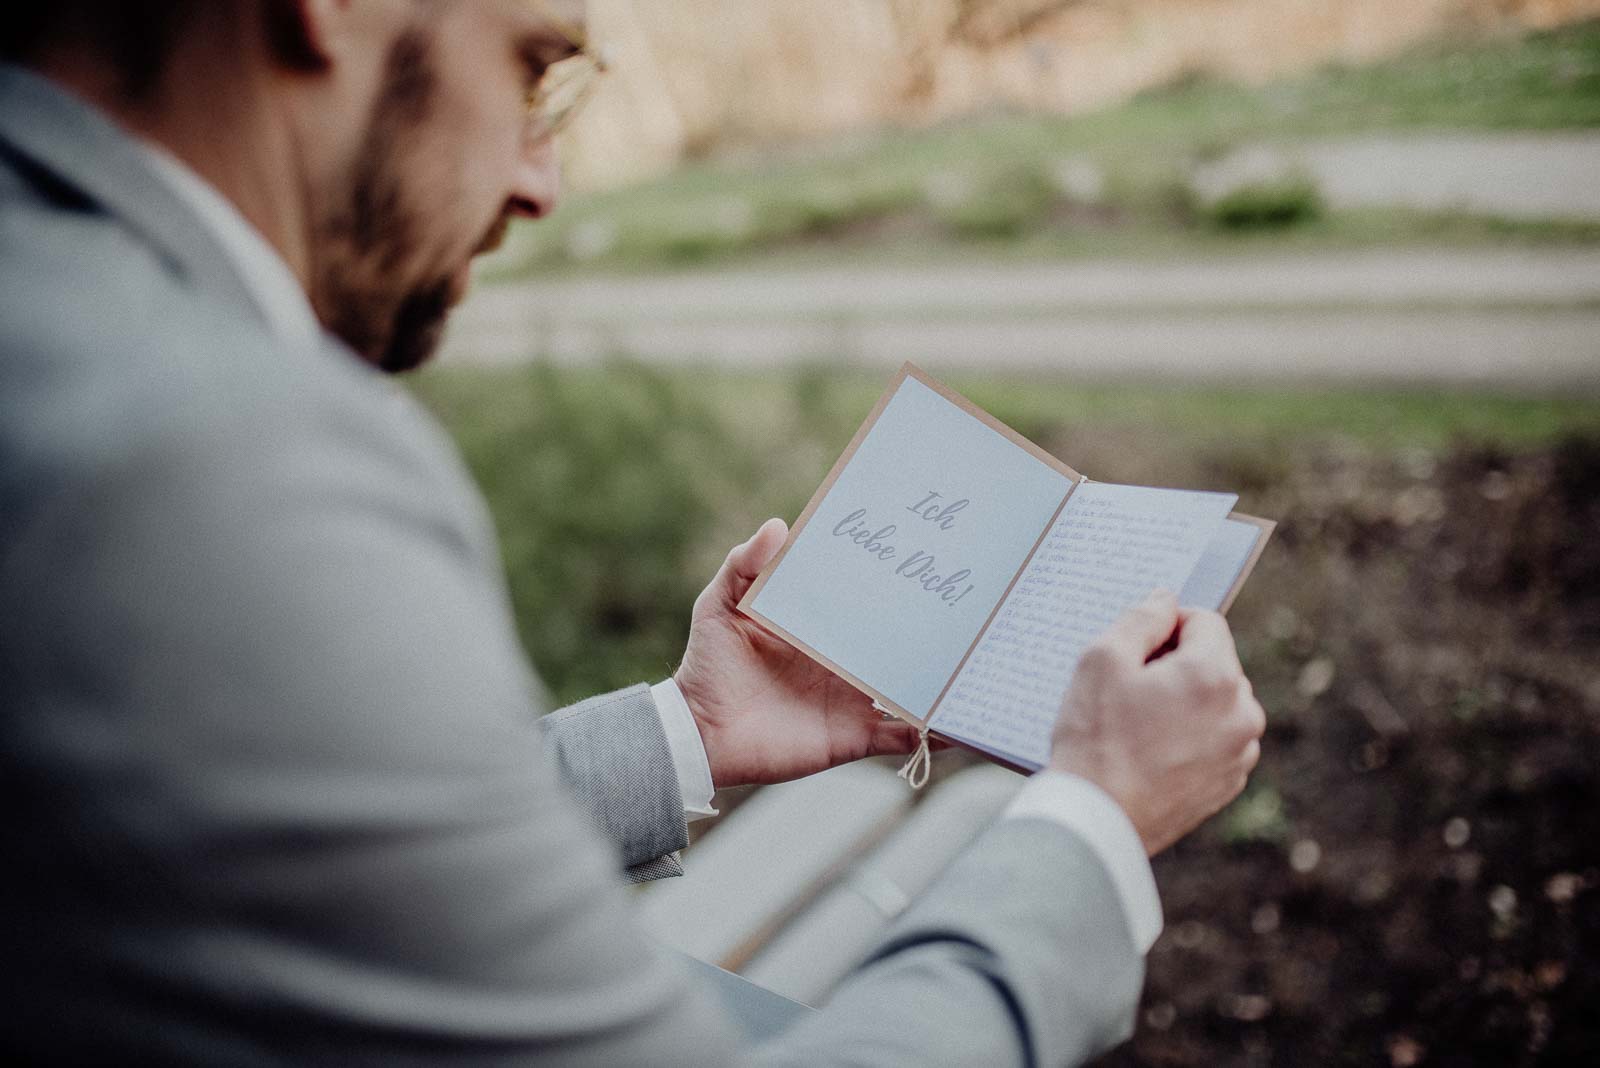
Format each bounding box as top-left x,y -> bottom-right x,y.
438,248 -> 1600,390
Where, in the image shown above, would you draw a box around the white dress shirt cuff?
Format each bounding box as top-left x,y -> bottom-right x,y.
1004,770 -> 1163,954
650,679 -> 720,822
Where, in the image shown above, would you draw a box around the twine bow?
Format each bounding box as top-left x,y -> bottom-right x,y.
896,724 -> 932,791
874,701 -> 933,791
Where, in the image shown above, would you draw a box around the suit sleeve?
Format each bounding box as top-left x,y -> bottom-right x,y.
6,347 -> 1142,1065
2,351 -> 748,1064
754,819 -> 1144,1066
541,684 -> 690,880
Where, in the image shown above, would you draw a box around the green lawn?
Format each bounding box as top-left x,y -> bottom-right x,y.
489,20 -> 1600,276
412,363 -> 1600,704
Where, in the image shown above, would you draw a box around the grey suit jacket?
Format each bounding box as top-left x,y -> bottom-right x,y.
0,65 -> 1143,1065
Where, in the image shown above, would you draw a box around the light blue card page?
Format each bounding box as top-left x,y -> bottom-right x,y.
746,373 -> 1076,721
1179,518 -> 1267,611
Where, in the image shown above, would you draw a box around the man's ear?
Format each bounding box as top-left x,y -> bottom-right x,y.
262,0 -> 346,72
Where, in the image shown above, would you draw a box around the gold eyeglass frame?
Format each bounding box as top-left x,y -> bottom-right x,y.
524,1 -> 608,141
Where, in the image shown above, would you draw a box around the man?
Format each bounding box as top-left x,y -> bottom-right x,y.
0,1 -> 1265,1063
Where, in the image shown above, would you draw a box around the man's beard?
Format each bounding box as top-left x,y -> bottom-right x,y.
310,28 -> 495,375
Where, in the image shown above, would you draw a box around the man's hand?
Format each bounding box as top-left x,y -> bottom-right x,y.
1050,589 -> 1265,856
674,518 -> 922,788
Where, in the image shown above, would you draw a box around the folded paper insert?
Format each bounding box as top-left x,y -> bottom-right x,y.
741,364 -> 1274,782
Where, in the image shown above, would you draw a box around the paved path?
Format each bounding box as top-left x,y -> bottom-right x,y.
438,247 -> 1600,390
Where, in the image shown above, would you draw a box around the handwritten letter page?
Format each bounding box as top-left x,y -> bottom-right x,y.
747,376 -> 1075,721
928,482 -> 1237,770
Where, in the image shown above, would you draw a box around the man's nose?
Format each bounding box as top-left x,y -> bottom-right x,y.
509,136 -> 561,220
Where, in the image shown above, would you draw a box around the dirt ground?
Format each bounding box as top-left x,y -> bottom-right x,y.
1068,432 -> 1600,1066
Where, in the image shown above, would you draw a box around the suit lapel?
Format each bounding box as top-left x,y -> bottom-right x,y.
0,64 -> 269,331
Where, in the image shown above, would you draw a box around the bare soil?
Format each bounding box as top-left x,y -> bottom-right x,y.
1077,434 -> 1600,1066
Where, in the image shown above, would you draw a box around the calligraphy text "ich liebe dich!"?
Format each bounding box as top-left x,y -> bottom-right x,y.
830,491 -> 976,606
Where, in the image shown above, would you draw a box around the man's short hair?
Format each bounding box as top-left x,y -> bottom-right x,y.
1,1 -> 206,97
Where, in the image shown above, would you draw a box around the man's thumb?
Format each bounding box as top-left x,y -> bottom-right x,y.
1102,587 -> 1180,661
727,517 -> 788,583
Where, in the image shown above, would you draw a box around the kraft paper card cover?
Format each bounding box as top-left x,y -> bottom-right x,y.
739,364 -> 1274,774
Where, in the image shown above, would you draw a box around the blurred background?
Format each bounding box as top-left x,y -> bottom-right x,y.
419,1 -> 1599,1063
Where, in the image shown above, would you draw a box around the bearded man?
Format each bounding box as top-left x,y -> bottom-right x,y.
0,2 -> 1265,1063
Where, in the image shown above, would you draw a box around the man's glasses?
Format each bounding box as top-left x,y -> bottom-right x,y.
524,2 -> 608,141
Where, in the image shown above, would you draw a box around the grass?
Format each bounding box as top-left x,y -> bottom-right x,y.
489,20 -> 1600,275
411,362 -> 1600,703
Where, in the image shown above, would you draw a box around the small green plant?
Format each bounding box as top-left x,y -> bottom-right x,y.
1220,782 -> 1291,844
1204,177 -> 1323,231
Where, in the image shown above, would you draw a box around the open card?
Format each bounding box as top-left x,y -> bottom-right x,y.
738,364 -> 1274,774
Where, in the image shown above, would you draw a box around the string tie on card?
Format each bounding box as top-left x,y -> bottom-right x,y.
897,725 -> 932,791
874,701 -> 932,791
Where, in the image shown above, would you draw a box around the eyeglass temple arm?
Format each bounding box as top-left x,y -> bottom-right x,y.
528,0 -> 590,52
